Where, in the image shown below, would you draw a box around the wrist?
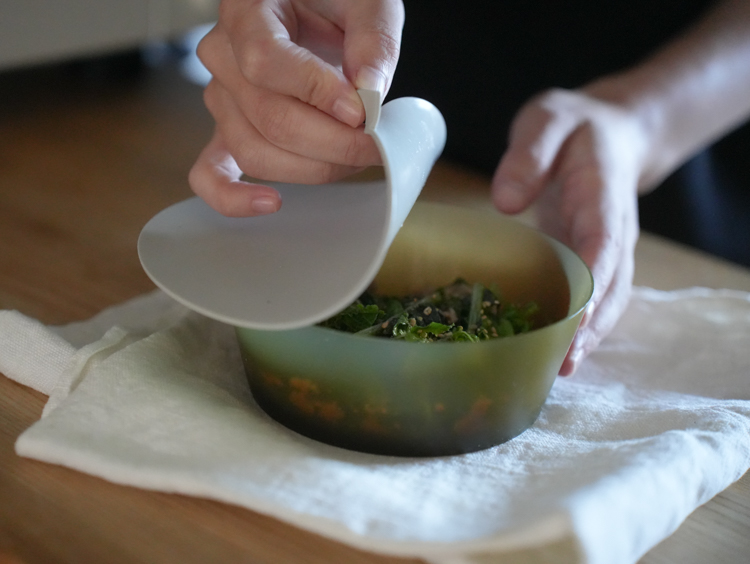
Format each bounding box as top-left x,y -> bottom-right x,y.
583,71 -> 674,195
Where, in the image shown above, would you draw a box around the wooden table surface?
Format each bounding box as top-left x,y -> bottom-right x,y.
1,57 -> 749,564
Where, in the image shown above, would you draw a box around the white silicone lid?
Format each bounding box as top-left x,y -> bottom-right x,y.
137,91 -> 446,329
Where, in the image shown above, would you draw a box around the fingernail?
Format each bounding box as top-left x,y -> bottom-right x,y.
251,196 -> 280,216
332,95 -> 363,127
495,181 -> 526,211
355,65 -> 387,96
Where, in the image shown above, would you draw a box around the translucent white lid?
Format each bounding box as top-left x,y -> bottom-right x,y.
137,91 -> 446,329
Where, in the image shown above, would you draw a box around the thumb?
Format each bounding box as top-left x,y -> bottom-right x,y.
492,92 -> 578,214
341,1 -> 405,97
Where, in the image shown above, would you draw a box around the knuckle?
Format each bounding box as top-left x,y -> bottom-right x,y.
524,95 -> 556,121
233,139 -> 263,178
213,193 -> 244,218
536,87 -> 571,107
368,27 -> 402,66
212,195 -> 238,217
203,184 -> 240,217
341,134 -> 374,167
187,161 -> 205,195
217,0 -> 234,24
195,25 -> 226,72
195,33 -> 211,67
233,139 -> 284,185
202,82 -> 221,117
309,162 -> 341,185
202,80 -> 217,104
188,161 -> 234,217
542,86 -> 570,100
255,98 -> 295,146
342,141 -> 362,167
298,60 -> 331,107
238,37 -> 275,83
525,88 -> 574,122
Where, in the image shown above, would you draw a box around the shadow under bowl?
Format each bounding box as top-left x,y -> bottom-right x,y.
236,202 -> 593,457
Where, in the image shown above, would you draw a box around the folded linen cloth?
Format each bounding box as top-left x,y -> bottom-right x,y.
1,287 -> 749,564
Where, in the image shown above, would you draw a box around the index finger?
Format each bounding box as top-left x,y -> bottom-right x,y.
219,0 -> 365,127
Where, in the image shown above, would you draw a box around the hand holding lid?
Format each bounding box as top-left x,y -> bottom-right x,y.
138,91 -> 446,329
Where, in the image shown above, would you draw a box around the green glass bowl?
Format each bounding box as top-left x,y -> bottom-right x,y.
236,202 -> 593,457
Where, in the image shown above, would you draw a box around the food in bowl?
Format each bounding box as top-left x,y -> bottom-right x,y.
236,201 -> 593,457
319,278 -> 541,342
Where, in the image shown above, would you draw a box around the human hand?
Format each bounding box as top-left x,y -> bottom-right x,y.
189,0 -> 404,217
492,88 -> 649,375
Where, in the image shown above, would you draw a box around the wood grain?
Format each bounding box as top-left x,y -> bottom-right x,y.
1,55 -> 748,564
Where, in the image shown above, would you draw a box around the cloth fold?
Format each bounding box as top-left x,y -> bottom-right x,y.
1,287 -> 749,564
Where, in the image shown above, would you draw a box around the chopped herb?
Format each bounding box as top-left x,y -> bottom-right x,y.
319,278 -> 540,342
318,302 -> 383,333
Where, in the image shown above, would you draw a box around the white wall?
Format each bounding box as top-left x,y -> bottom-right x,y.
0,0 -> 218,70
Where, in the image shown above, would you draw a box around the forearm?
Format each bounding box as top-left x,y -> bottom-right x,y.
585,0 -> 750,193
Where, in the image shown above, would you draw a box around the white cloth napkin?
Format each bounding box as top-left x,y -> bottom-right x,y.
1,287 -> 749,564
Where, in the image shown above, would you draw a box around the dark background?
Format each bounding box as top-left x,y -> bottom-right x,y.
388,0 -> 750,266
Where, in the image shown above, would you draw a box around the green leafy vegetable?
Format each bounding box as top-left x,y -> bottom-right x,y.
318,302 -> 383,333
319,278 -> 540,342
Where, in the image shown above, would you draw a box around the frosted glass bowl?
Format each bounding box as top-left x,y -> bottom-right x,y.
236,201 -> 593,457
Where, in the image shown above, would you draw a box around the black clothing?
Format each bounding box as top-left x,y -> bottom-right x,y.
388,0 -> 750,266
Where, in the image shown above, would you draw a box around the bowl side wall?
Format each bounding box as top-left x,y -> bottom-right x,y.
236,202 -> 593,456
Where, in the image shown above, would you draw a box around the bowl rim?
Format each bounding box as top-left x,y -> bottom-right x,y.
237,214 -> 594,347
